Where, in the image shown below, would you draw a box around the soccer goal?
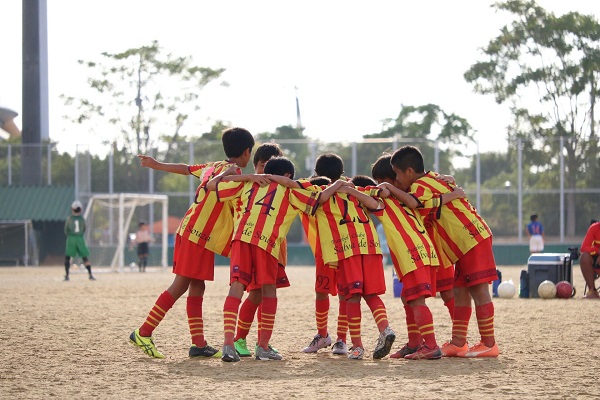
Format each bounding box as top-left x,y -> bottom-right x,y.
0,220 -> 38,266
84,193 -> 169,271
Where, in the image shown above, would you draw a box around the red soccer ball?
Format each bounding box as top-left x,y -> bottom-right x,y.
555,281 -> 575,299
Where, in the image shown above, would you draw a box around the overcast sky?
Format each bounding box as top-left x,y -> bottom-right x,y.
1,0 -> 598,154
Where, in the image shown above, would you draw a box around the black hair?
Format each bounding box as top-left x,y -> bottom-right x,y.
253,143 -> 283,166
390,146 -> 425,173
309,176 -> 331,186
139,222 -> 147,228
371,153 -> 396,181
264,156 -> 295,179
314,153 -> 344,181
530,214 -> 538,222
351,175 -> 377,188
221,127 -> 255,158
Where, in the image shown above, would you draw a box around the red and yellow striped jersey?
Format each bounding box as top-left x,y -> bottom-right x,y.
371,196 -> 439,276
215,180 -> 320,259
176,161 -> 241,257
410,171 -> 492,262
312,187 -> 382,264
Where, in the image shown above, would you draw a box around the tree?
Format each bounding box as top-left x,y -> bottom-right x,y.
464,0 -> 600,235
61,41 -> 226,155
364,104 -> 475,174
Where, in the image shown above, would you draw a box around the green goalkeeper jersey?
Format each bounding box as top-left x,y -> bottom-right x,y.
65,215 -> 86,237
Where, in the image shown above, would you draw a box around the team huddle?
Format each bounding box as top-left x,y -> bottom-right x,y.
129,127 -> 499,362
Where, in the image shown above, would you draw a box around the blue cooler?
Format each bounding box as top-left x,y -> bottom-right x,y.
526,253 -> 573,298
392,269 -> 403,298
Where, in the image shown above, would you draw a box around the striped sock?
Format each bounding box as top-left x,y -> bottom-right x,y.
336,300 -> 348,342
475,302 -> 495,347
404,305 -> 421,348
412,305 -> 437,349
316,298 -> 330,337
223,296 -> 241,346
187,296 -> 206,347
235,298 -> 260,341
444,297 -> 455,320
365,296 -> 389,332
452,306 -> 472,347
258,297 -> 277,349
346,301 -> 363,349
139,291 -> 175,337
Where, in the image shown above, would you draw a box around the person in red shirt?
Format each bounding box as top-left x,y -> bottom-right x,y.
391,145 -> 499,358
129,127 -> 255,359
580,220 -> 600,299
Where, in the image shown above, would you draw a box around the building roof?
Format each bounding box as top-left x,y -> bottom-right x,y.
0,186 -> 75,222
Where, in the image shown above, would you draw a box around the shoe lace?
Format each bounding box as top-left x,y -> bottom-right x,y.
309,334 -> 322,347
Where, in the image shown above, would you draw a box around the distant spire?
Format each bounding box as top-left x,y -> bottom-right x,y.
295,86 -> 303,130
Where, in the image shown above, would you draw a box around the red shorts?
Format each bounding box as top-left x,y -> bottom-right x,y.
229,240 -> 278,287
454,237 -> 498,288
247,264 -> 290,291
397,265 -> 433,302
433,264 -> 454,293
315,256 -> 338,296
336,254 -> 385,297
172,234 -> 215,280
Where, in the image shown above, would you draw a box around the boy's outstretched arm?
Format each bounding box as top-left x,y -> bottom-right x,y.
137,154 -> 190,175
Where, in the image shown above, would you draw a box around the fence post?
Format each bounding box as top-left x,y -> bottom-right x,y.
8,144 -> 12,186
47,144 -> 51,185
559,136 -> 564,243
351,142 -> 357,178
518,139 -> 523,242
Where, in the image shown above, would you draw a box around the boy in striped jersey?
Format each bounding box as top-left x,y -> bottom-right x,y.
207,156 -> 320,362
129,127 -> 255,359
309,153 -> 395,360
391,145 -> 499,358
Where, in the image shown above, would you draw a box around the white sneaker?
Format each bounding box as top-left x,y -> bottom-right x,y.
331,340 -> 348,355
302,333 -> 332,353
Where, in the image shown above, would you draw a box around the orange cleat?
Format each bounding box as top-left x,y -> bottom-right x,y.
458,341 -> 499,358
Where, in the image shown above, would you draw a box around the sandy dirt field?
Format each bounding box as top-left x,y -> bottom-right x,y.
1,264 -> 599,400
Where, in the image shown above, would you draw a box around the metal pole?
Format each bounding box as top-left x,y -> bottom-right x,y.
351,142 -> 357,177
434,141 -> 439,172
118,193 -> 125,270
24,220 -> 29,266
47,144 -> 51,185
8,145 -> 12,185
149,148 -> 155,231
559,137 -> 565,243
74,145 -> 79,200
109,149 -> 114,245
518,139 -> 523,242
476,142 -> 481,212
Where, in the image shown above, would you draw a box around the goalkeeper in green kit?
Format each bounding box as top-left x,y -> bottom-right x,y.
64,200 -> 95,281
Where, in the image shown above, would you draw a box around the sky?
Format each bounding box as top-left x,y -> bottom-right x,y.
1,0 -> 599,155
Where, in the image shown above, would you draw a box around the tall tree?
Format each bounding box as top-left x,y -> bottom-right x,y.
464,0 -> 600,235
61,41 -> 226,155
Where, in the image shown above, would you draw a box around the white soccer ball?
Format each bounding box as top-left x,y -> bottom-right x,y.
537,280 -> 557,299
497,281 -> 516,298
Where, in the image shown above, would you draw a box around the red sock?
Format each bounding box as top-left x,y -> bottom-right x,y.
139,291 -> 176,337
316,298 -> 330,337
475,302 -> 495,347
223,296 -> 241,346
444,297 -> 455,320
257,304 -> 263,344
336,300 -> 348,342
258,297 -> 277,349
412,305 -> 437,349
346,301 -> 363,349
365,296 -> 389,332
452,306 -> 472,346
404,305 -> 421,348
235,298 -> 260,341
187,296 -> 206,347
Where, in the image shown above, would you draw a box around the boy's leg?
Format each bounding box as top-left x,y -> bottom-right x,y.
82,257 -> 94,280
234,289 -> 261,357
456,282 -> 498,357
303,291 -> 332,353
404,298 -> 442,360
333,297 -> 348,351
365,294 -> 396,359
256,284 -> 280,359
346,294 -> 364,359
187,279 -> 221,358
64,256 -> 71,280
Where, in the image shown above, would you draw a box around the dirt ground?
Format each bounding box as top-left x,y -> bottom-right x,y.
1,264 -> 599,400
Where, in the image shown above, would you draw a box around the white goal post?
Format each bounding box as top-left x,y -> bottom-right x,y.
84,193 -> 169,271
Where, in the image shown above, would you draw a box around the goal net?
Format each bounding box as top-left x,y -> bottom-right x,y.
0,220 -> 38,266
83,193 -> 169,271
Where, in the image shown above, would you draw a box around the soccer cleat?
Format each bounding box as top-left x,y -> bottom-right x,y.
458,341 -> 499,358
255,345 -> 283,361
64,276 -> 69,281
389,344 -> 418,359
331,340 -> 348,355
302,333 -> 332,353
373,326 -> 396,359
129,329 -> 165,359
234,338 -> 252,357
189,344 -> 222,358
254,343 -> 279,354
89,275 -> 96,281
221,344 -> 240,362
347,346 -> 364,360
441,341 -> 469,357
404,344 -> 443,360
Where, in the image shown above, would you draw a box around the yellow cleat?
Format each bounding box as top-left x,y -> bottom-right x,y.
129,329 -> 165,359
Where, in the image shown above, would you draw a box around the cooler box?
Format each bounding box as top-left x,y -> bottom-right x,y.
527,253 -> 573,298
